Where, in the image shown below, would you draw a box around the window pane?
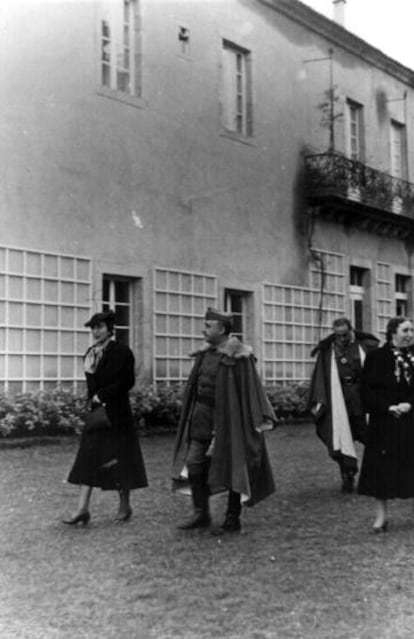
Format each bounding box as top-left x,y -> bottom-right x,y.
61,307 -> 75,328
9,250 -> 24,273
27,356 -> 40,377
9,303 -> 23,325
27,279 -> 42,300
61,282 -> 74,303
115,305 -> 129,327
44,280 -> 58,302
9,355 -> 23,377
61,258 -> 74,279
44,306 -> 58,326
44,255 -> 58,277
8,329 -> 23,351
27,253 -> 42,276
115,280 -> 129,303
27,330 -> 41,352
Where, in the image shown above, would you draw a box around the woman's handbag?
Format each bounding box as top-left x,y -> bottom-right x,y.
84,405 -> 112,432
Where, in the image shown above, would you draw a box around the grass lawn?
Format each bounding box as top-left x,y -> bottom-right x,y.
2,423 -> 414,639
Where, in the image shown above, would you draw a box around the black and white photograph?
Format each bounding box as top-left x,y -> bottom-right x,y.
2,0 -> 414,637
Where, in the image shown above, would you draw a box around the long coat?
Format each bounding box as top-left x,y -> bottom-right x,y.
308,331 -> 379,462
172,337 -> 276,506
67,340 -> 148,491
358,344 -> 414,499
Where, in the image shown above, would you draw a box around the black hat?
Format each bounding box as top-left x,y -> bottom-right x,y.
84,310 -> 116,328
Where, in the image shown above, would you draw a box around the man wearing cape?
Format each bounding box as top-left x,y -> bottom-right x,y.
172,308 -> 276,534
308,317 -> 379,492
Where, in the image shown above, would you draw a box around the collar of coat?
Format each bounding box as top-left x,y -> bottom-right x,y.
190,335 -> 253,359
311,330 -> 380,357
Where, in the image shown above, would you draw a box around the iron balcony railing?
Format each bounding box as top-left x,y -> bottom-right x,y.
304,152 -> 414,218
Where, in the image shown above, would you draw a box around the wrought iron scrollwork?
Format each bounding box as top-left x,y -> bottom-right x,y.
304,152 -> 414,218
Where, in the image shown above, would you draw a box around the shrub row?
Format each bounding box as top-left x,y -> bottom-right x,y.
0,382 -> 310,438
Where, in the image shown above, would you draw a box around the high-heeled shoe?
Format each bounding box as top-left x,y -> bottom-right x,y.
62,511 -> 90,526
372,520 -> 388,533
114,507 -> 132,523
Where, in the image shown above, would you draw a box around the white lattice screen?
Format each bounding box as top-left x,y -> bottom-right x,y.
376,262 -> 393,339
262,251 -> 346,383
0,246 -> 92,392
153,268 -> 217,383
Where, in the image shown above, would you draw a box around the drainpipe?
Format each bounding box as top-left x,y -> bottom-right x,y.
333,0 -> 346,27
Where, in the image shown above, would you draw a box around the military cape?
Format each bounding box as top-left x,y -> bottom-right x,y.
172,336 -> 276,506
308,330 -> 379,462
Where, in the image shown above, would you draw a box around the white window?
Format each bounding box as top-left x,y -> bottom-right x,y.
0,246 -> 92,393
346,99 -> 364,162
350,266 -> 368,331
221,40 -> 252,137
390,120 -> 407,180
262,251 -> 346,383
100,0 -> 141,96
153,268 -> 217,383
102,275 -> 134,346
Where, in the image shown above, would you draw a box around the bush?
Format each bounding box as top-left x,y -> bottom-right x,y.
265,382 -> 310,421
0,381 -> 310,439
0,388 -> 86,438
130,383 -> 184,433
0,384 -> 185,438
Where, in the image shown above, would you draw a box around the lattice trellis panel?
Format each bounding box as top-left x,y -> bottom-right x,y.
0,246 -> 92,393
376,262 -> 393,340
262,251 -> 346,384
153,268 -> 217,383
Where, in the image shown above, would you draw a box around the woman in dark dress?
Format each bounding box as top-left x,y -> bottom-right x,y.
358,317 -> 414,532
63,310 -> 148,525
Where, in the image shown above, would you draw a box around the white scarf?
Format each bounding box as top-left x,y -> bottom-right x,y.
330,344 -> 366,459
83,338 -> 112,374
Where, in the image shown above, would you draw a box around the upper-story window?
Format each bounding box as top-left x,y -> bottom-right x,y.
395,274 -> 410,316
390,120 -> 408,180
346,99 -> 364,162
101,0 -> 141,97
221,40 -> 253,138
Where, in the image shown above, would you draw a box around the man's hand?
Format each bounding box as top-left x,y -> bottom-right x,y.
397,402 -> 411,414
388,403 -> 411,417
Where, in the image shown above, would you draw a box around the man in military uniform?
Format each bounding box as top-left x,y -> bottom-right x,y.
309,317 -> 379,493
172,308 -> 276,534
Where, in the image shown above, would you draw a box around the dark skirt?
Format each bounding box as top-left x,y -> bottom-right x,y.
358,412 -> 414,499
67,426 -> 148,491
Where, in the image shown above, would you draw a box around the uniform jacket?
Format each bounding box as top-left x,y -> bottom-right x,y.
172,336 -> 276,506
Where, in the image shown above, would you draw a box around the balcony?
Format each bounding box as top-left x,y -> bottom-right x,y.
304,152 -> 414,240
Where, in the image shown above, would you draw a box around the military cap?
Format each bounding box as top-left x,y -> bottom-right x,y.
205,307 -> 233,323
84,310 -> 116,328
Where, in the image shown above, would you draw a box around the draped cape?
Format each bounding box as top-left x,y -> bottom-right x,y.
172,337 -> 276,506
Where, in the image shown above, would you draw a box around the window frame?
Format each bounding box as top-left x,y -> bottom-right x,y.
98,0 -> 142,105
102,274 -> 134,346
221,39 -> 253,139
346,98 -> 365,162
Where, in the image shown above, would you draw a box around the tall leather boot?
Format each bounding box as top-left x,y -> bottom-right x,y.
177,473 -> 211,530
212,490 -> 242,535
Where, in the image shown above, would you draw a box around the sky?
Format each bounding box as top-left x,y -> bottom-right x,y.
301,0 -> 414,70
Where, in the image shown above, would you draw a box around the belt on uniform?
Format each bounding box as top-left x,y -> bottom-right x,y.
195,395 -> 215,407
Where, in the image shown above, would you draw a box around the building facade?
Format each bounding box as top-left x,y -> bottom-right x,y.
2,0 -> 414,392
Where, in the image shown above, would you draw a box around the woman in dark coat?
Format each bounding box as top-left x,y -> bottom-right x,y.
63,311 -> 147,525
358,316 -> 414,532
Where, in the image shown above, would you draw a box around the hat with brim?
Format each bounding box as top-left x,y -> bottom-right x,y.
84,310 -> 116,328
